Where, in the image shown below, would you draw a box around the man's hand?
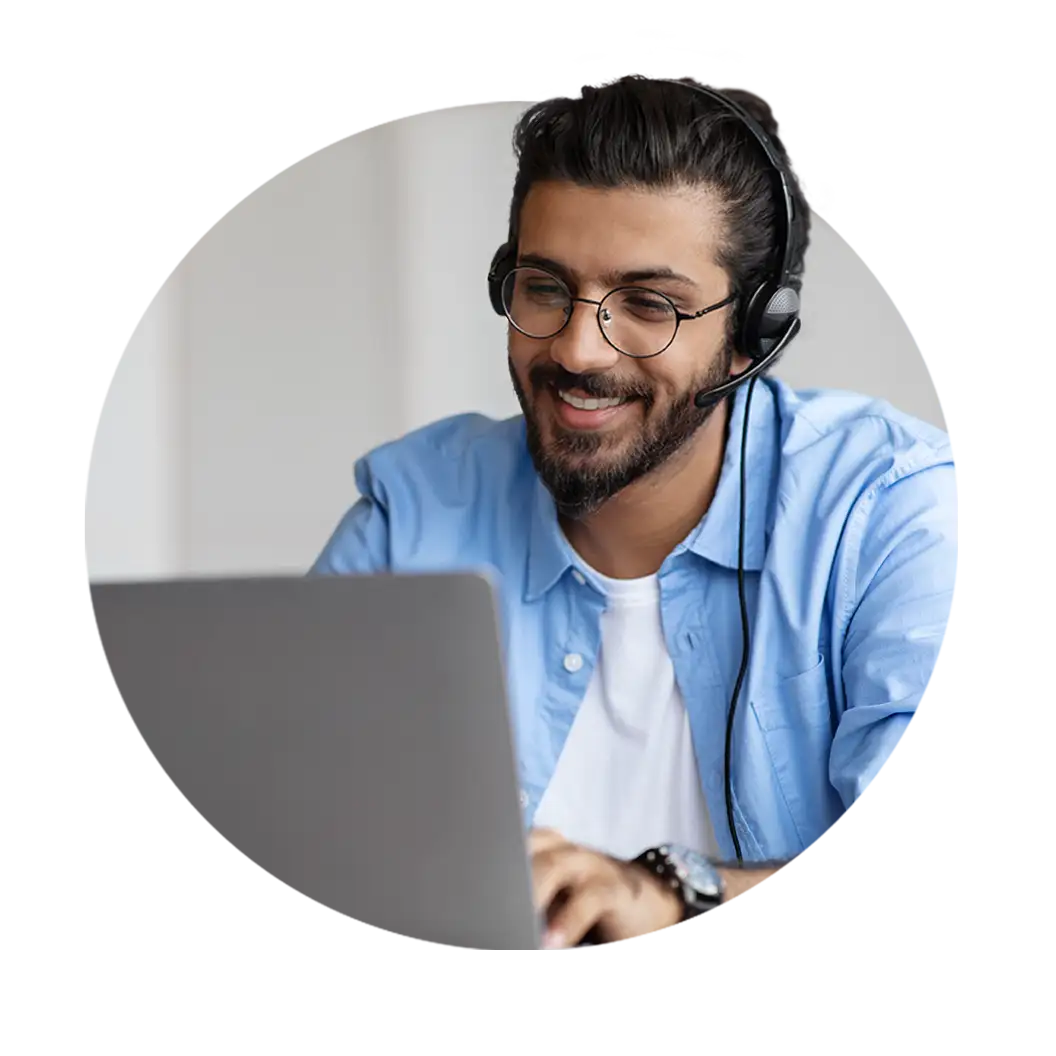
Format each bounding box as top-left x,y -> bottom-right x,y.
529,828 -> 682,948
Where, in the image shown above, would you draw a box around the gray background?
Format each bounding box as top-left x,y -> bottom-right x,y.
86,101 -> 944,583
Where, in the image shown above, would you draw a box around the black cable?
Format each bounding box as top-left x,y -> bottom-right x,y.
723,375 -> 758,864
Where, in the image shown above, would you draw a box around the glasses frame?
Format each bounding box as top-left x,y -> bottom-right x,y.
500,265 -> 737,359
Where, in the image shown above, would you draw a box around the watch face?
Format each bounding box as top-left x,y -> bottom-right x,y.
663,845 -> 722,899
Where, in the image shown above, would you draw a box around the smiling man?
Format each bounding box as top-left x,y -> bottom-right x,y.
312,76 -> 956,948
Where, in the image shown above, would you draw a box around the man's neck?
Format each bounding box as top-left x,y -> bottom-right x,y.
560,403 -> 730,580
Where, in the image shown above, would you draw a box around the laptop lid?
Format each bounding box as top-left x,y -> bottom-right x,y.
91,572 -> 541,950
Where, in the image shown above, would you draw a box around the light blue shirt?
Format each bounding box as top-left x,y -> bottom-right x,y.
311,378 -> 956,862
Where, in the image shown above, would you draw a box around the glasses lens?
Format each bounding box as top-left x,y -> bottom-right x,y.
502,267 -> 571,338
600,288 -> 679,357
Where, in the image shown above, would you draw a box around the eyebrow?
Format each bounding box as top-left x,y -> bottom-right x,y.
517,252 -> 701,292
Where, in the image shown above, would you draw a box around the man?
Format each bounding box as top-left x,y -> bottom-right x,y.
311,76 -> 956,948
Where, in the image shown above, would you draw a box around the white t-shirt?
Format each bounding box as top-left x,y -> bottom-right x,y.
533,566 -> 720,861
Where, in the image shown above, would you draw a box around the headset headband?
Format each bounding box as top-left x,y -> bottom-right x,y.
655,80 -> 797,287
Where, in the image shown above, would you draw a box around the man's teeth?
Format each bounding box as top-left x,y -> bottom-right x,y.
557,390 -> 627,411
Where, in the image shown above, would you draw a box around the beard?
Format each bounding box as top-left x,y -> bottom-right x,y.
508,346 -> 734,520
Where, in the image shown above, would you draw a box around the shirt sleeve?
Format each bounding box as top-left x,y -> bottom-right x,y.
829,460 -> 957,806
308,496 -> 391,575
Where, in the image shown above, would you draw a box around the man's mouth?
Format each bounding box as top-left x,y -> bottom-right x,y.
555,389 -> 631,411
548,385 -> 640,431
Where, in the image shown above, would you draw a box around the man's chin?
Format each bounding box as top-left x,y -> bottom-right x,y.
534,466 -> 614,519
540,431 -> 633,468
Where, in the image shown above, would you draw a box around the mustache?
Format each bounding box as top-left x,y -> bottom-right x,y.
528,363 -> 653,402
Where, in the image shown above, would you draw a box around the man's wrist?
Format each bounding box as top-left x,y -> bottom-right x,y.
642,870 -> 684,929
632,844 -> 725,921
713,860 -> 784,902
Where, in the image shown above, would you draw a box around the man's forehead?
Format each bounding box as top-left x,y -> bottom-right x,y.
517,180 -> 725,279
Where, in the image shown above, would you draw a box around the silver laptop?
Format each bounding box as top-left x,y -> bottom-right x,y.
91,572 -> 542,950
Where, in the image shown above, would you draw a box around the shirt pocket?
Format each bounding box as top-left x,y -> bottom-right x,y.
747,655 -> 841,850
748,655 -> 832,733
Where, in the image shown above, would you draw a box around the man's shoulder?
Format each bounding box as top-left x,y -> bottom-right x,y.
353,412 -> 531,505
769,379 -> 953,481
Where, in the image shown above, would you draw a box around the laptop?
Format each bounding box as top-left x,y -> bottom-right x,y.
91,572 -> 543,950
84,578 -> 1056,950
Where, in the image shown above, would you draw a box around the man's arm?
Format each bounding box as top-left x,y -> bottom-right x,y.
827,458 -> 1056,827
830,461 -> 957,804
309,496 -> 390,575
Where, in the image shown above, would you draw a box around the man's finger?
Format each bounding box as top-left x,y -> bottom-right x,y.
543,879 -> 614,949
531,845 -> 610,915
527,827 -> 569,854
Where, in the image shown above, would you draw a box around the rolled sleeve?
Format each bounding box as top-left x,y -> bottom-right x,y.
309,496 -> 390,575
830,461 -> 957,805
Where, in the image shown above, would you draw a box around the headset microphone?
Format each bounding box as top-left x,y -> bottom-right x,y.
693,317 -> 801,409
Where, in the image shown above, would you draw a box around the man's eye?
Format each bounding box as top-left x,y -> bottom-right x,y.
526,283 -> 565,299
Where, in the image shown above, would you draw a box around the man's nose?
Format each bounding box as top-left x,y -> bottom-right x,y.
547,300 -> 623,376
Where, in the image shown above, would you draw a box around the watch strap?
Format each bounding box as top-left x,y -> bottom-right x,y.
633,844 -> 724,920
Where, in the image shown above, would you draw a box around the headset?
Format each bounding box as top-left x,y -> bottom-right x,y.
487,81 -> 803,861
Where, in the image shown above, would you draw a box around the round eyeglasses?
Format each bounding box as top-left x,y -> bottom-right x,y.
500,266 -> 737,358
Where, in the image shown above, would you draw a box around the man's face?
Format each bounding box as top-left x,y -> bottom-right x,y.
506,180 -> 744,519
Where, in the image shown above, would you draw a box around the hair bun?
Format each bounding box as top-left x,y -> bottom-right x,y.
718,88 -> 780,139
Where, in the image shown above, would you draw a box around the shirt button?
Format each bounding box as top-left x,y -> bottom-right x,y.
571,569 -> 586,585
519,790 -> 530,809
563,652 -> 584,673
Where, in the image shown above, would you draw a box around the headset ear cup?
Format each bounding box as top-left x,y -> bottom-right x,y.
488,242 -> 515,317
738,283 -> 769,361
760,285 -> 801,338
741,282 -> 800,358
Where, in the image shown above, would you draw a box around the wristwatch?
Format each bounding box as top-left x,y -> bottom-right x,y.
633,843 -> 725,920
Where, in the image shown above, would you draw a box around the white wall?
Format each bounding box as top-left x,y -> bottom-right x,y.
86,102 -> 945,583
181,103 -> 522,579
85,276 -> 184,581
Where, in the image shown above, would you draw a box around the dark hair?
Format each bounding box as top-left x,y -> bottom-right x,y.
508,75 -> 811,346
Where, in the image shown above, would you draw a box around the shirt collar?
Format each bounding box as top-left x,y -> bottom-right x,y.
525,474 -> 577,602
682,378 -> 778,573
524,380 -> 779,600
